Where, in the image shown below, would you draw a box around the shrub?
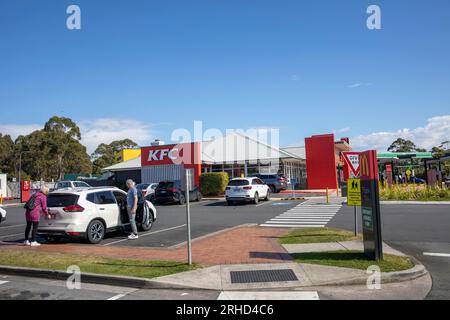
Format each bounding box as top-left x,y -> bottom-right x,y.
200,172 -> 229,196
379,184 -> 450,201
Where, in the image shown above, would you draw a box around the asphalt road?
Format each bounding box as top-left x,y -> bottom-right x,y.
0,199 -> 302,248
328,204 -> 450,300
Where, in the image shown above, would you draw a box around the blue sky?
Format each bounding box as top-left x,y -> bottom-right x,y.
1,0 -> 449,152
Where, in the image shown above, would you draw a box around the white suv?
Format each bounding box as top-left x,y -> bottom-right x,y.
54,180 -> 91,190
38,187 -> 157,244
225,177 -> 270,205
0,206 -> 6,224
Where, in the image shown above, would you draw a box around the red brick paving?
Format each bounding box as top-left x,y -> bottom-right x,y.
0,227 -> 292,265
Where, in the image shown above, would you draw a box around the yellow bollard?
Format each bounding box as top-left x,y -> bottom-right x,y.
326,188 -> 329,204
0,194 -> 3,205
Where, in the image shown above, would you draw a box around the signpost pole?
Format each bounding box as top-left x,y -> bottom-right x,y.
354,206 -> 357,236
185,170 -> 192,265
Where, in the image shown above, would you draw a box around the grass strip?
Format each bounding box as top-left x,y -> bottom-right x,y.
278,227 -> 361,244
291,250 -> 414,272
0,250 -> 198,279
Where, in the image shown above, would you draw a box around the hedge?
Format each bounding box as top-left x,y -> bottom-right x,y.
200,172 -> 229,196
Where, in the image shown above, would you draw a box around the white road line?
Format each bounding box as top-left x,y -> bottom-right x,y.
0,281 -> 9,285
260,224 -> 324,228
0,232 -> 23,239
217,291 -> 319,300
0,224 -> 26,229
256,201 -> 271,207
265,220 -> 327,226
103,224 -> 187,246
260,201 -> 341,228
423,252 -> 450,258
107,293 -> 127,300
271,219 -> 331,222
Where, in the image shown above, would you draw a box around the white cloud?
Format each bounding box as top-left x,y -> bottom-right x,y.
0,118 -> 155,154
79,118 -> 154,153
350,115 -> 450,152
347,83 -> 372,89
0,124 -> 42,139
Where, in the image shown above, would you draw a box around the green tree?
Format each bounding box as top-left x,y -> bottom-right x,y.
91,139 -> 138,174
15,116 -> 92,181
0,134 -> 15,175
431,141 -> 450,159
387,138 -> 423,153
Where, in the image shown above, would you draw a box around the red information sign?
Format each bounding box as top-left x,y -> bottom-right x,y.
359,150 -> 378,180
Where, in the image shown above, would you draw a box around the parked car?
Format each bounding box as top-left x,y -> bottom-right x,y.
0,206 -> 6,224
411,177 -> 426,184
38,187 -> 157,244
445,177 -> 450,188
54,180 -> 91,190
154,181 -> 202,205
250,174 -> 287,193
225,177 -> 270,205
136,183 -> 158,202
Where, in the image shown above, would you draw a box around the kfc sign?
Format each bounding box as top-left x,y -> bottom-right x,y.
141,143 -> 201,166
148,148 -> 179,162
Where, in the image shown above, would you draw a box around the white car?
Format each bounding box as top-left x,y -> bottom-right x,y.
0,206 -> 6,224
136,183 -> 158,202
38,187 -> 157,244
54,180 -> 91,190
225,177 -> 270,205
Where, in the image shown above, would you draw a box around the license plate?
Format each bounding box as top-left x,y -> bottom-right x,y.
233,187 -> 241,192
161,191 -> 166,194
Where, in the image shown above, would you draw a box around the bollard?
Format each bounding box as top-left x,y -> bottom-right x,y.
326,188 -> 329,204
0,194 -> 2,205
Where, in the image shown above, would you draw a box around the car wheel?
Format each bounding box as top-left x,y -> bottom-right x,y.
86,219 -> 105,244
253,192 -> 259,204
269,185 -> 275,193
197,192 -> 202,202
265,190 -> 271,201
179,194 -> 186,205
139,210 -> 154,232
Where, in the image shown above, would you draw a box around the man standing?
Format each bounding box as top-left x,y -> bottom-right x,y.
126,179 -> 139,239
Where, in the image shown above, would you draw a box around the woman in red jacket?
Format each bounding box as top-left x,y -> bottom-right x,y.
24,186 -> 50,246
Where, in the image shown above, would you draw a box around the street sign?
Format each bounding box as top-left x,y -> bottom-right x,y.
342,152 -> 360,177
347,178 -> 361,206
359,150 -> 383,261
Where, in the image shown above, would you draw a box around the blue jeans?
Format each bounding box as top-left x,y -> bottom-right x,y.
127,206 -> 138,235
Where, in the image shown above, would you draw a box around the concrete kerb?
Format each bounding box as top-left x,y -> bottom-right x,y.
0,265 -> 206,290
0,259 -> 429,291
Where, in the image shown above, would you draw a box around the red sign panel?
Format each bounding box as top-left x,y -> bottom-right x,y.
359,150 -> 378,180
141,143 -> 201,167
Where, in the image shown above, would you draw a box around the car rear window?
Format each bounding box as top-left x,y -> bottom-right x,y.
158,182 -> 174,188
47,194 -> 79,207
228,180 -> 250,186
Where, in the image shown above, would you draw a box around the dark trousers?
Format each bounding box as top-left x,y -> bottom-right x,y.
25,221 -> 39,242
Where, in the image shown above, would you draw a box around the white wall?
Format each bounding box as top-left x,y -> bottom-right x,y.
0,174 -> 7,198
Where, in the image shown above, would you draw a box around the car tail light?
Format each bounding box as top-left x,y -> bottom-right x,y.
278,178 -> 283,182
63,204 -> 85,213
243,186 -> 252,190
67,232 -> 81,236
167,188 -> 177,192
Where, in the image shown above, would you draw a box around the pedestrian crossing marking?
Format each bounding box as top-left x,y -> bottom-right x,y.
260,199 -> 342,228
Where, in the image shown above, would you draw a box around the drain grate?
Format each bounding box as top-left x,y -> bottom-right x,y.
230,269 -> 298,284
